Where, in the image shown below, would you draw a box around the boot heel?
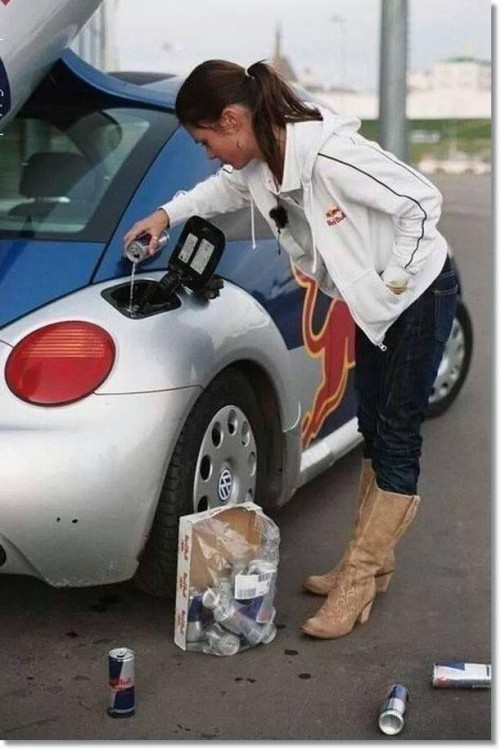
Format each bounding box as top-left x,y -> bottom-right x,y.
358,599 -> 374,624
376,571 -> 393,593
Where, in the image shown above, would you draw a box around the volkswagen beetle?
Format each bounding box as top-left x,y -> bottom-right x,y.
0,51 -> 473,595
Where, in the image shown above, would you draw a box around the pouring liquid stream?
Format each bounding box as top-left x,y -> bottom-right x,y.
128,261 -> 138,313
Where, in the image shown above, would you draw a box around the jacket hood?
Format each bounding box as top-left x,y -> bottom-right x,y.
298,104 -> 361,183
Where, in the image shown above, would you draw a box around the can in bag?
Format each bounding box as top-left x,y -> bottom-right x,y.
235,595 -> 264,621
108,647 -> 135,717
260,621 -> 277,644
125,231 -> 169,263
203,623 -> 241,657
432,662 -> 491,689
186,590 -> 206,643
247,559 -> 278,623
378,683 -> 409,736
213,602 -> 264,646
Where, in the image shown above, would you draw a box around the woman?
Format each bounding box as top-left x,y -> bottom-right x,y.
124,59 -> 458,639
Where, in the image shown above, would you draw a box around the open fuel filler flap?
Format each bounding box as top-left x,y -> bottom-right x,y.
175,503 -> 280,656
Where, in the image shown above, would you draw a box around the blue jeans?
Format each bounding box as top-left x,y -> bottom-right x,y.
354,256 -> 458,495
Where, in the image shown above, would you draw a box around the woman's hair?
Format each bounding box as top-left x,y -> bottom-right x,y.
175,59 -> 322,178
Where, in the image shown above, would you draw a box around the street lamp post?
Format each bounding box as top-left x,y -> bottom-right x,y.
378,0 -> 408,161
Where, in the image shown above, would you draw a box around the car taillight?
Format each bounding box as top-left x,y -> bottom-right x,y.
5,321 -> 115,406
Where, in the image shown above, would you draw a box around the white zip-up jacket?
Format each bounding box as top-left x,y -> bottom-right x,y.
160,105 -> 448,347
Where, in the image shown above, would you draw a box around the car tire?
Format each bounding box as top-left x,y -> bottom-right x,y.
427,299 -> 473,418
134,367 -> 266,598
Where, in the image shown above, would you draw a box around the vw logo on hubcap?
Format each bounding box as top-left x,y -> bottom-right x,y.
218,468 -> 233,503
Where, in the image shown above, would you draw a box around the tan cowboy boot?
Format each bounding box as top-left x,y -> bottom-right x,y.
300,484 -> 420,639
303,460 -> 395,596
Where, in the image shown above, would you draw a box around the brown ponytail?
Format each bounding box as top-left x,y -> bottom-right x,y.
175,59 -> 322,178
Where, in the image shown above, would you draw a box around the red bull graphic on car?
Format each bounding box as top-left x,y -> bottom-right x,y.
293,265 -> 355,448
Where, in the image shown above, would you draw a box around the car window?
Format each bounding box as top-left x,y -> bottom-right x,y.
0,106 -> 176,241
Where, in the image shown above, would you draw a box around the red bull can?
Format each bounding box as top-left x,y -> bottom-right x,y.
203,623 -> 241,656
247,559 -> 278,623
378,683 -> 409,735
235,595 -> 264,621
108,647 -> 135,717
432,662 -> 491,689
187,590 -> 206,643
213,602 -> 266,646
125,231 -> 169,263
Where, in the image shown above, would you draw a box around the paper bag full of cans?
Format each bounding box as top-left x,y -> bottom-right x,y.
174,502 -> 280,656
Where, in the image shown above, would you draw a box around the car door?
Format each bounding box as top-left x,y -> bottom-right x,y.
208,202 -> 358,452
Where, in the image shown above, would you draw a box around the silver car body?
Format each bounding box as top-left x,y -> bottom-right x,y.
1,270 -> 360,586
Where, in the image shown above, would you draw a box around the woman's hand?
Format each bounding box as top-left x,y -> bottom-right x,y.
385,282 -> 407,295
123,209 -> 170,258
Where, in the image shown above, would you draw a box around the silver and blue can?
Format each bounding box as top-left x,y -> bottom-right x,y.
378,683 -> 409,736
432,662 -> 491,689
108,647 -> 135,717
235,595 -> 264,621
248,559 -> 278,623
203,623 -> 241,657
187,590 -> 206,643
125,231 -> 169,263
214,602 -> 265,646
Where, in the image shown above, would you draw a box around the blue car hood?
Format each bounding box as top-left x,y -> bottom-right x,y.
0,238 -> 105,328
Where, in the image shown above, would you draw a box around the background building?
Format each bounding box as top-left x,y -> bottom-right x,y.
317,57 -> 491,120
73,6 -> 490,171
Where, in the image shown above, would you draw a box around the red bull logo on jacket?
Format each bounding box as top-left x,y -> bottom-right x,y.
325,204 -> 347,226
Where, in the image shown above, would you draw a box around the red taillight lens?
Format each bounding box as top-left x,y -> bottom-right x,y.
5,321 -> 115,406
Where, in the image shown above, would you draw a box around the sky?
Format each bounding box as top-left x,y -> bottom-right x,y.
113,0 -> 492,92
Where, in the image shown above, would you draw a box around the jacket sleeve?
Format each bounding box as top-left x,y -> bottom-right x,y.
319,135 -> 444,284
159,165 -> 251,227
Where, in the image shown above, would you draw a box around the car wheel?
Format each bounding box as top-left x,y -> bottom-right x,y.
135,367 -> 265,597
427,299 -> 473,418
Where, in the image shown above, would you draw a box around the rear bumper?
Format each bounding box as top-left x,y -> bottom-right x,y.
0,387 -> 200,586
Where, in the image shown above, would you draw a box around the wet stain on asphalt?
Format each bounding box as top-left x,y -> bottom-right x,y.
246,678 -> 256,683
284,649 -> 299,655
298,673 -> 311,680
65,630 -> 79,638
74,675 -> 91,682
275,623 -> 286,630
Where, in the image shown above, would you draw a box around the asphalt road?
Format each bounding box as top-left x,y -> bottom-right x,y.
0,175 -> 491,741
